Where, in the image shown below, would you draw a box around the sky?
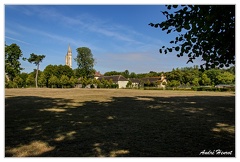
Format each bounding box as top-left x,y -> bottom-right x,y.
1,0 -> 240,161
4,4 -> 207,74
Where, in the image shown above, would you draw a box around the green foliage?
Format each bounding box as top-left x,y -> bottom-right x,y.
104,71 -> 121,76
191,86 -> 235,92
129,72 -> 137,78
56,65 -> 74,79
27,53 -> 46,88
27,53 -> 45,66
26,74 -> 35,87
43,65 -> 58,87
5,80 -> 15,88
69,76 -> 78,88
19,72 -> 28,87
204,68 -> 221,85
126,80 -> 132,88
192,78 -> 200,86
5,43 -> 24,80
167,80 -> 181,88
122,70 -> 129,78
38,73 -> 47,87
60,75 -> 69,88
216,71 -> 235,84
149,5 -> 235,69
43,64 -> 74,88
200,73 -> 211,86
48,75 -> 59,88
13,76 -> 23,88
75,47 -> 95,78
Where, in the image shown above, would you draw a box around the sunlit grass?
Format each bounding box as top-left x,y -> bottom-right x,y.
5,88 -> 235,157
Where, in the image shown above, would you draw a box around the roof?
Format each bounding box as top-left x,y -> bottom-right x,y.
97,75 -> 128,83
129,78 -> 141,83
94,71 -> 103,77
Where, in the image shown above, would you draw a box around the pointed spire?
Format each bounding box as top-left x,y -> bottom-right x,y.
68,44 -> 72,53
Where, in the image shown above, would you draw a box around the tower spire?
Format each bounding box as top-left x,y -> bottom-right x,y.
68,44 -> 72,54
65,44 -> 72,68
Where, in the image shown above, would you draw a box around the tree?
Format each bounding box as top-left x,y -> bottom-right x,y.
126,80 -> 132,88
27,53 -> 46,88
168,80 -> 180,88
216,71 -> 235,85
192,78 -> 199,86
166,68 -> 184,84
5,43 -> 24,80
60,75 -> 69,88
74,47 -> 95,78
56,65 -> 74,79
149,5 -> 235,69
204,68 -> 221,85
48,75 -> 59,88
104,71 -> 121,76
200,73 -> 211,86
129,72 -> 137,78
38,73 -> 47,88
69,76 -> 77,88
43,65 -> 58,87
13,76 -> 23,88
122,70 -> 129,78
19,72 -> 28,87
26,74 -> 35,87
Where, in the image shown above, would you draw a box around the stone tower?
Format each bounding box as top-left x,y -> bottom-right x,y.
65,44 -> 72,68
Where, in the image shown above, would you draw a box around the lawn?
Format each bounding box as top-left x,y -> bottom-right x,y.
5,88 -> 235,157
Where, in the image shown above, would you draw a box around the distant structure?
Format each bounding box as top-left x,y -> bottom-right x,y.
65,44 -> 72,68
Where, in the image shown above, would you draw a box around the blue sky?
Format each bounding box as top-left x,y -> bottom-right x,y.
5,5 -> 205,74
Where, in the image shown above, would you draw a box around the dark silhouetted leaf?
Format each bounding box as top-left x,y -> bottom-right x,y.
191,38 -> 197,43
149,5 -> 235,69
175,46 -> 180,51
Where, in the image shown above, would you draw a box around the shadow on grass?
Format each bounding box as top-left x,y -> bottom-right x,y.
5,94 -> 235,157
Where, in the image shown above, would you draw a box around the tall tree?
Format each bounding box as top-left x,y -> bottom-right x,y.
149,5 -> 235,69
27,53 -> 45,88
48,75 -> 59,88
38,73 -> 47,88
5,43 -> 24,80
56,65 -> 74,79
74,47 -> 95,78
60,75 -> 69,88
13,76 -> 23,88
26,74 -> 35,87
43,65 -> 58,87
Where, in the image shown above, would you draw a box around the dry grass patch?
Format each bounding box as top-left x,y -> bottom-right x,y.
5,88 -> 235,157
5,141 -> 55,157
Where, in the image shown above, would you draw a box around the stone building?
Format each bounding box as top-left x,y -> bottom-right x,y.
65,44 -> 72,68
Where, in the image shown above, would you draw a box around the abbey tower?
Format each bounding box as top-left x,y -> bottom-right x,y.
65,44 -> 72,68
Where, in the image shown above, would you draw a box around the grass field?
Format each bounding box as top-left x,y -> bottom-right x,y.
5,88 -> 235,157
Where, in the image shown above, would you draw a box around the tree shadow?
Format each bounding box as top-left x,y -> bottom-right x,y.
5,94 -> 235,157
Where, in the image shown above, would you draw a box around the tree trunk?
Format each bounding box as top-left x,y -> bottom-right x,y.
35,64 -> 39,88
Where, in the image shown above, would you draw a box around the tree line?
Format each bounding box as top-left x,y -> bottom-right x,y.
6,5 -> 235,89
104,66 -> 235,88
5,43 -> 235,89
5,43 -> 95,88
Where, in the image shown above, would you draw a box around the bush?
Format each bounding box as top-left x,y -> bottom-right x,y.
191,86 -> 235,92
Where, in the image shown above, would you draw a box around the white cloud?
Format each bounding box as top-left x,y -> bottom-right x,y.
15,6 -> 162,46
5,36 -> 31,45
